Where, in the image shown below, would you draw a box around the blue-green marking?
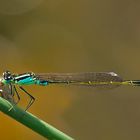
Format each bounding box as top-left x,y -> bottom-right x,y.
2,72 -> 48,86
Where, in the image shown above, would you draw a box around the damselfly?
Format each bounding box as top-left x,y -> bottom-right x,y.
0,70 -> 140,110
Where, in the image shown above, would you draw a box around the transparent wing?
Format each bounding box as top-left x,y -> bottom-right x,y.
36,72 -> 123,88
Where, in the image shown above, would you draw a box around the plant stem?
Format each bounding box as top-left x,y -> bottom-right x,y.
0,97 -> 74,140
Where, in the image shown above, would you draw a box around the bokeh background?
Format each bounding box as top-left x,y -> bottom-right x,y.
0,0 -> 140,140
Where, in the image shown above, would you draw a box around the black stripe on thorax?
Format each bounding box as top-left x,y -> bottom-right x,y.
14,74 -> 31,82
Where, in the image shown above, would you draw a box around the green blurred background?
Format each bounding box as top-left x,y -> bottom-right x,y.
0,0 -> 140,140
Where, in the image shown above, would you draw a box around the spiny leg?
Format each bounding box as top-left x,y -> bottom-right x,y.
9,83 -> 14,96
19,86 -> 35,111
13,85 -> 20,105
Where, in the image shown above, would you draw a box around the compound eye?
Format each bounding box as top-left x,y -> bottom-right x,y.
3,70 -> 12,80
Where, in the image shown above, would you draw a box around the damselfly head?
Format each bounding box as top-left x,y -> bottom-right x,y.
3,70 -> 13,81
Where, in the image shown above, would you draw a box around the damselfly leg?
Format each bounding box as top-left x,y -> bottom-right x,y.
19,86 -> 35,111
9,84 -> 20,105
9,83 -> 14,96
9,84 -> 35,111
13,85 -> 20,104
